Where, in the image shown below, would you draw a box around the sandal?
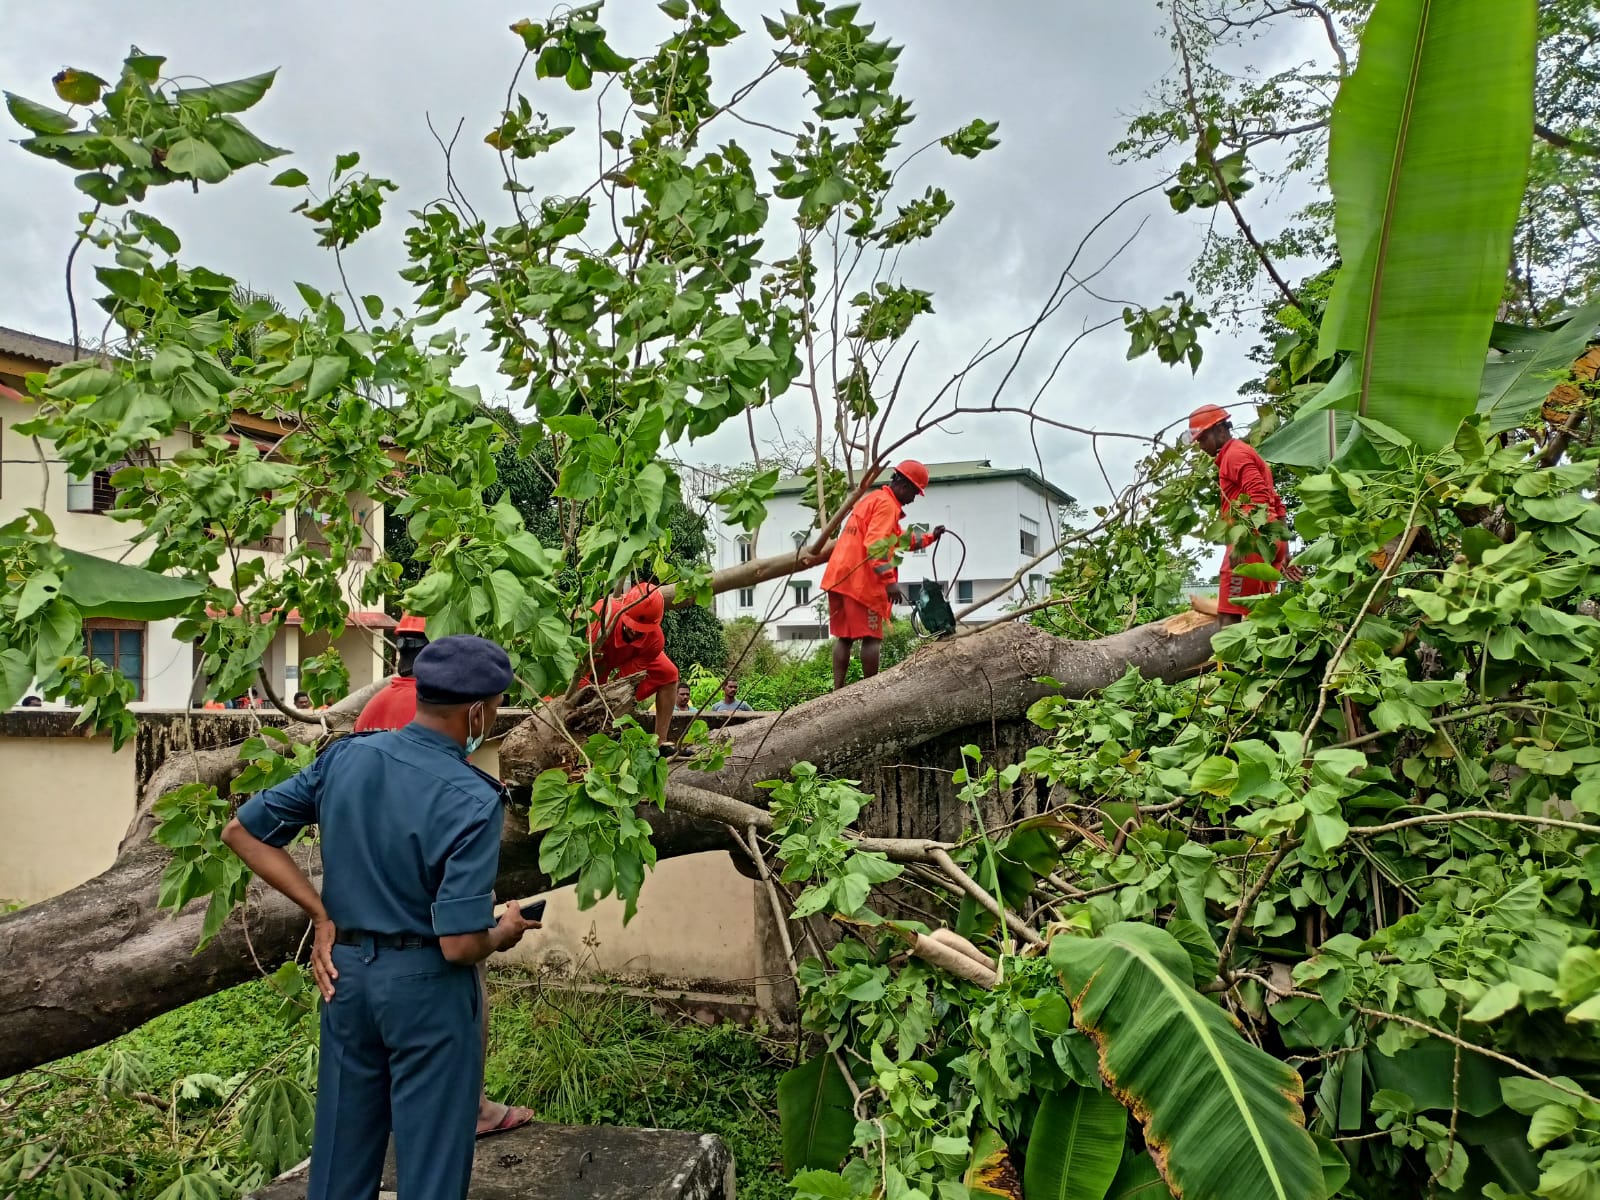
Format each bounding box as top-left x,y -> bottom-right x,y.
476,1104 -> 534,1139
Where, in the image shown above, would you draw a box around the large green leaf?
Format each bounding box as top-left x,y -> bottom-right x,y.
57,548 -> 204,620
777,1052 -> 855,1176
239,1073 -> 314,1176
1477,298 -> 1600,434
1259,359 -> 1359,468
1024,1083 -> 1126,1200
1317,0 -> 1536,451
1104,1154 -> 1172,1199
1051,924 -> 1324,1200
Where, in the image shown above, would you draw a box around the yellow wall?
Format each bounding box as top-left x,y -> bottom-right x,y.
0,734 -> 136,904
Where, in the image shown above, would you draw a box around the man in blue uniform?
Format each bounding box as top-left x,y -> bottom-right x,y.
222,635 -> 536,1200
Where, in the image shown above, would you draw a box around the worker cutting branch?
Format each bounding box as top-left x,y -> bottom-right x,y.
1186,405 -> 1301,623
582,581 -> 680,752
821,460 -> 945,689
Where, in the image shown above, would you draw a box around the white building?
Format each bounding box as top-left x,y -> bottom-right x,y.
711,459 -> 1073,649
0,326 -> 391,708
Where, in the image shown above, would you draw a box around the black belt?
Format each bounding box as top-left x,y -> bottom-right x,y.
334,929 -> 439,951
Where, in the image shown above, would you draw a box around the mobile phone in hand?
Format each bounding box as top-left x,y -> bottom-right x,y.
519,899 -> 547,922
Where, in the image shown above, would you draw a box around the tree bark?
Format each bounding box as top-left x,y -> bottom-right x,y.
0,611 -> 1217,1077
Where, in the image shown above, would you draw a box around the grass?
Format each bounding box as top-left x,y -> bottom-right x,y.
484,975 -> 789,1200
3,970 -> 790,1200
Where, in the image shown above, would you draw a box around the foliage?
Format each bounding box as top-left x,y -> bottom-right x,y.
1,974 -> 791,1200
703,619 -> 917,710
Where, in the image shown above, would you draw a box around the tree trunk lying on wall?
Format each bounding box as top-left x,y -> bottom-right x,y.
0,611 -> 1217,1078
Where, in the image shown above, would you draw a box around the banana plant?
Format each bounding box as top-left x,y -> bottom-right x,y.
1051,923 -> 1325,1200
1261,0 -> 1537,464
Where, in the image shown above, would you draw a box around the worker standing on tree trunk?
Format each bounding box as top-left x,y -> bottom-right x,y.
1186,405 -> 1301,624
352,614 -> 534,1140
221,635 -> 536,1200
581,581 -> 680,754
821,460 -> 945,690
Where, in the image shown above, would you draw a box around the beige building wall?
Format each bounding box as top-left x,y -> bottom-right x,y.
0,734 -> 136,904
494,854 -> 761,987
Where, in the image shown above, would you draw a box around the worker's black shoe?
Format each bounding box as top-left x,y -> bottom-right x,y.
659,741 -> 677,759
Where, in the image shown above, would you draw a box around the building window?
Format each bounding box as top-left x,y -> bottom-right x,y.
908,524 -> 929,555
791,530 -> 807,551
1020,515 -> 1040,556
84,618 -> 145,700
67,470 -> 118,514
791,580 -> 811,606
1028,573 -> 1045,595
957,580 -> 974,605
737,533 -> 754,564
738,587 -> 756,608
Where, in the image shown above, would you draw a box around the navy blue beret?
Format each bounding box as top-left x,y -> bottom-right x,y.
413,635 -> 513,704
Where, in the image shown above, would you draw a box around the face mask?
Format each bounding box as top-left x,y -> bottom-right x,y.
464,703 -> 486,756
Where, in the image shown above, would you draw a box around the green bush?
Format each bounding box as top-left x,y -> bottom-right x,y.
697,618 -> 919,710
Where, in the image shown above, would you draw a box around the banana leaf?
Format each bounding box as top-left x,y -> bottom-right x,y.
777,1052 -> 854,1175
1023,1083 -> 1125,1200
1051,923 -> 1324,1200
966,1126 -> 1024,1198
1104,1154 -> 1171,1198
1477,297 -> 1600,434
1258,359 -> 1359,468
1317,0 -> 1536,452
58,548 -> 205,620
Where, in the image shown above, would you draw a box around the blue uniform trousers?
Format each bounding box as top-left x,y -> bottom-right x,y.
307,941 -> 482,1200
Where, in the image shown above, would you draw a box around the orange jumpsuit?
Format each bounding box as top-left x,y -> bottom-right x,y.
1215,438 -> 1288,616
820,486 -> 936,638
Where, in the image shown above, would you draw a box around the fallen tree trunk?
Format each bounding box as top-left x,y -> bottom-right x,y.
0,611 -> 1217,1077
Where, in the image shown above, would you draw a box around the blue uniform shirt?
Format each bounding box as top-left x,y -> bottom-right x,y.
235,725 -> 507,937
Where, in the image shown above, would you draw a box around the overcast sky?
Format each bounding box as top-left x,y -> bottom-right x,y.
0,1 -> 1323,511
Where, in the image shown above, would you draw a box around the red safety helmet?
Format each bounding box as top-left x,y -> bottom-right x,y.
396,614 -> 427,636
1187,404 -> 1229,439
615,583 -> 665,633
893,459 -> 929,494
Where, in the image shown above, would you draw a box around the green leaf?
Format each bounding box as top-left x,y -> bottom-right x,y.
1024,1083 -> 1126,1200
1105,1153 -> 1173,1198
1317,0 -> 1536,451
659,0 -> 689,15
46,1163 -> 122,1200
150,1170 -> 234,1200
777,1053 -> 855,1175
1051,923 -> 1323,1200
304,355 -> 349,401
52,68 -> 108,106
1527,1103 -> 1578,1149
1189,755 -> 1238,797
240,1073 -> 315,1175
270,167 -> 309,188
1478,298 -> 1600,433
165,137 -> 232,184
1465,980 -> 1521,1022
57,548 -> 204,620
177,70 -> 278,113
964,1126 -> 1021,1197
0,648 -> 32,712
5,92 -> 76,135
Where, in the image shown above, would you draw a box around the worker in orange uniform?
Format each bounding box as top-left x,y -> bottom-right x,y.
582,582 -> 680,752
353,614 -> 430,732
352,613 -> 534,1140
821,460 -> 944,690
1186,405 -> 1300,623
